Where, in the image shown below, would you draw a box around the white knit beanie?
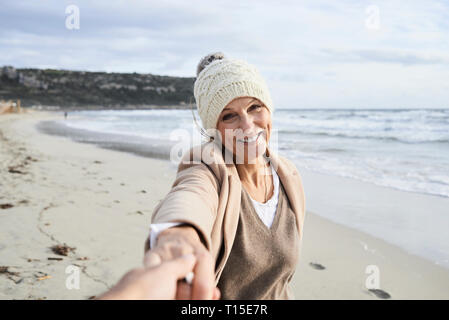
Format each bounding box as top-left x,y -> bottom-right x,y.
194,53 -> 274,130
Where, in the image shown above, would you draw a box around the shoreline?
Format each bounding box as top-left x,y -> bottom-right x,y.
36,119 -> 174,162
36,111 -> 449,269
1,111 -> 449,299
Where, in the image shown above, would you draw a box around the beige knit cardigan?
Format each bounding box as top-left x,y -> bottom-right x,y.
147,141 -> 306,284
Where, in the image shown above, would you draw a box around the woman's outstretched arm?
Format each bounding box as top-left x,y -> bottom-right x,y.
143,148 -> 221,299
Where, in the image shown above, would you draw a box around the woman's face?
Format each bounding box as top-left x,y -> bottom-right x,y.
216,97 -> 272,164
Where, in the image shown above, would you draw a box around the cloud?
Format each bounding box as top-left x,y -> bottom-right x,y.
320,48 -> 449,66
1,0 -> 449,108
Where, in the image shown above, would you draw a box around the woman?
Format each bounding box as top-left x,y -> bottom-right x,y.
144,52 -> 306,300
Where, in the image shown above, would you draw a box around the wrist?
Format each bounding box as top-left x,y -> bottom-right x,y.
157,224 -> 201,246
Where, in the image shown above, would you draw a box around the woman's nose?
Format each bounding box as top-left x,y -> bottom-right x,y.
239,113 -> 254,132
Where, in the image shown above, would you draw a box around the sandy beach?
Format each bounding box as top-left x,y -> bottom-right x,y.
1,111 -> 449,300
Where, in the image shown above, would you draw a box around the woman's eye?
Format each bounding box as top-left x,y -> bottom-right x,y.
249,104 -> 261,111
223,113 -> 236,121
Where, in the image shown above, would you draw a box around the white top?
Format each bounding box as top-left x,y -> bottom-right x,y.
248,164 -> 280,227
148,165 -> 280,249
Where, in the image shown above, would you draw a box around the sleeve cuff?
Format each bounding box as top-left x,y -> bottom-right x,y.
148,222 -> 182,249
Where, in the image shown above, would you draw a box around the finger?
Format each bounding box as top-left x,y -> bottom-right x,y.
191,251 -> 215,300
162,254 -> 197,280
175,281 -> 192,300
146,246 -> 176,265
170,244 -> 194,257
213,287 -> 221,300
143,251 -> 162,268
157,242 -> 194,262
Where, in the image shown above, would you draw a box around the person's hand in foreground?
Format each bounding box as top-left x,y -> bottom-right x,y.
144,225 -> 220,300
98,254 -> 200,300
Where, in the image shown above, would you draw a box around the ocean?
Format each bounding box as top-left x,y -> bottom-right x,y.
58,108 -> 449,199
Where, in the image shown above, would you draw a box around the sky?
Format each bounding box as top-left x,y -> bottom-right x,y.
1,0 -> 448,109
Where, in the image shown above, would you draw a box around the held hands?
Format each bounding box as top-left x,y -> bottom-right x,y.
144,225 -> 220,300
97,254 -> 197,300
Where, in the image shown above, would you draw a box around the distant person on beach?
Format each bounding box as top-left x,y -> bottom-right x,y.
64,112 -> 68,120
144,52 -> 306,300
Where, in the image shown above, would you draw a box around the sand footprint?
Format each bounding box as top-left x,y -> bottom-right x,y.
0,203 -> 14,209
309,262 -> 326,270
368,288 -> 391,299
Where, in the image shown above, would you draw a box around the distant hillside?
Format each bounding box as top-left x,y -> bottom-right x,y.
0,66 -> 195,109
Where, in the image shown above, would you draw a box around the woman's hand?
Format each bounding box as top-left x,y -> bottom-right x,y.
144,225 -> 220,300
97,254 -> 197,300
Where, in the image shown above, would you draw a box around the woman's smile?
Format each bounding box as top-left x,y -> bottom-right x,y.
236,130 -> 264,144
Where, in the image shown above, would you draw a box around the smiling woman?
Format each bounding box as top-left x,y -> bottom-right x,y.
214,96 -> 273,205
144,52 -> 306,300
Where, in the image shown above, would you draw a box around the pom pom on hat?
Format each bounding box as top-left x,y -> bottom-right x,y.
196,52 -> 225,77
